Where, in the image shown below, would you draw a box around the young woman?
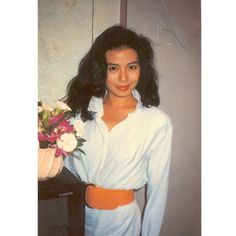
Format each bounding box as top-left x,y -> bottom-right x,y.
64,25 -> 173,236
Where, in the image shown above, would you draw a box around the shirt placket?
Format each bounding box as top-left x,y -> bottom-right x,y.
95,116 -> 110,184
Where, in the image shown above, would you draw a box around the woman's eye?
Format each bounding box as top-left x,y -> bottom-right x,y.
108,66 -> 118,72
129,64 -> 138,70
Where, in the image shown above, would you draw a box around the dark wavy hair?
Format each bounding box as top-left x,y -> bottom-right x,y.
64,25 -> 160,121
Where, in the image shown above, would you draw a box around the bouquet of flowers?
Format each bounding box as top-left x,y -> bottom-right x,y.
38,100 -> 86,157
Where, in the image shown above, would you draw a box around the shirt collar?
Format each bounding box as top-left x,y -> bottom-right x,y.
88,89 -> 142,115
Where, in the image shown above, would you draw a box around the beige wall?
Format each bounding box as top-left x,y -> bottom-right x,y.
127,0 -> 201,235
93,0 -> 120,40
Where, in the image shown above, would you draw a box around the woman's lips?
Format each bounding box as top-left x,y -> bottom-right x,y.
116,85 -> 130,91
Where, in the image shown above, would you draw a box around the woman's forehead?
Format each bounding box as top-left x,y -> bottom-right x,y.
105,48 -> 139,63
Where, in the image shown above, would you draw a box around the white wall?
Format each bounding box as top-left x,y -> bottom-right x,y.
38,0 -> 120,105
127,0 -> 201,235
38,0 -> 92,105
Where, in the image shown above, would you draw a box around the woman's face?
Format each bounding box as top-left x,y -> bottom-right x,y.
105,47 -> 140,99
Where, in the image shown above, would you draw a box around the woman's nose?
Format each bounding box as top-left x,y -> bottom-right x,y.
119,69 -> 128,82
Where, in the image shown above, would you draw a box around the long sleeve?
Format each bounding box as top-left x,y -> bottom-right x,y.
142,120 -> 173,236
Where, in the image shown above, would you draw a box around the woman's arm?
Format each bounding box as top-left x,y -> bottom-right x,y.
142,120 -> 173,236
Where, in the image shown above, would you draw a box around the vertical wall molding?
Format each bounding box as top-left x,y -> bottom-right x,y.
92,0 -> 120,40
120,0 -> 127,27
92,0 -> 94,43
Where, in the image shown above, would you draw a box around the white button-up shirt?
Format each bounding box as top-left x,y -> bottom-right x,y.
65,90 -> 173,236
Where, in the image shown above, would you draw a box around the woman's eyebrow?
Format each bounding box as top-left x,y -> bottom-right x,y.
107,61 -> 139,66
107,63 -> 119,66
128,61 -> 139,65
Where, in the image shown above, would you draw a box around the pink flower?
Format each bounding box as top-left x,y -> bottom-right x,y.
48,113 -> 64,124
38,132 -> 59,144
45,132 -> 58,143
38,100 -> 86,157
38,132 -> 46,141
55,148 -> 68,157
49,114 -> 74,133
57,120 -> 74,133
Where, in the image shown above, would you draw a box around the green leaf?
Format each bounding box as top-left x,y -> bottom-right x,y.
76,148 -> 86,155
42,110 -> 50,120
78,138 -> 86,142
64,110 -> 72,116
54,107 -> 62,116
73,154 -> 80,160
71,152 -> 80,159
42,119 -> 50,129
77,143 -> 83,147
39,141 -> 49,149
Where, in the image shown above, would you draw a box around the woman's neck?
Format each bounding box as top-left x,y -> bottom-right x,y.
103,94 -> 137,109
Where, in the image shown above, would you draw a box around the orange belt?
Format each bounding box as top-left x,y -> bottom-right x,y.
85,184 -> 134,210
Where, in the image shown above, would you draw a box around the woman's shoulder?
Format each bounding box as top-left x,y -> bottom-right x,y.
142,106 -> 172,128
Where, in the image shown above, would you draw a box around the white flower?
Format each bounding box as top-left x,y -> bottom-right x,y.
71,119 -> 84,137
42,102 -> 54,112
57,133 -> 77,152
38,106 -> 43,113
56,101 -> 71,111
